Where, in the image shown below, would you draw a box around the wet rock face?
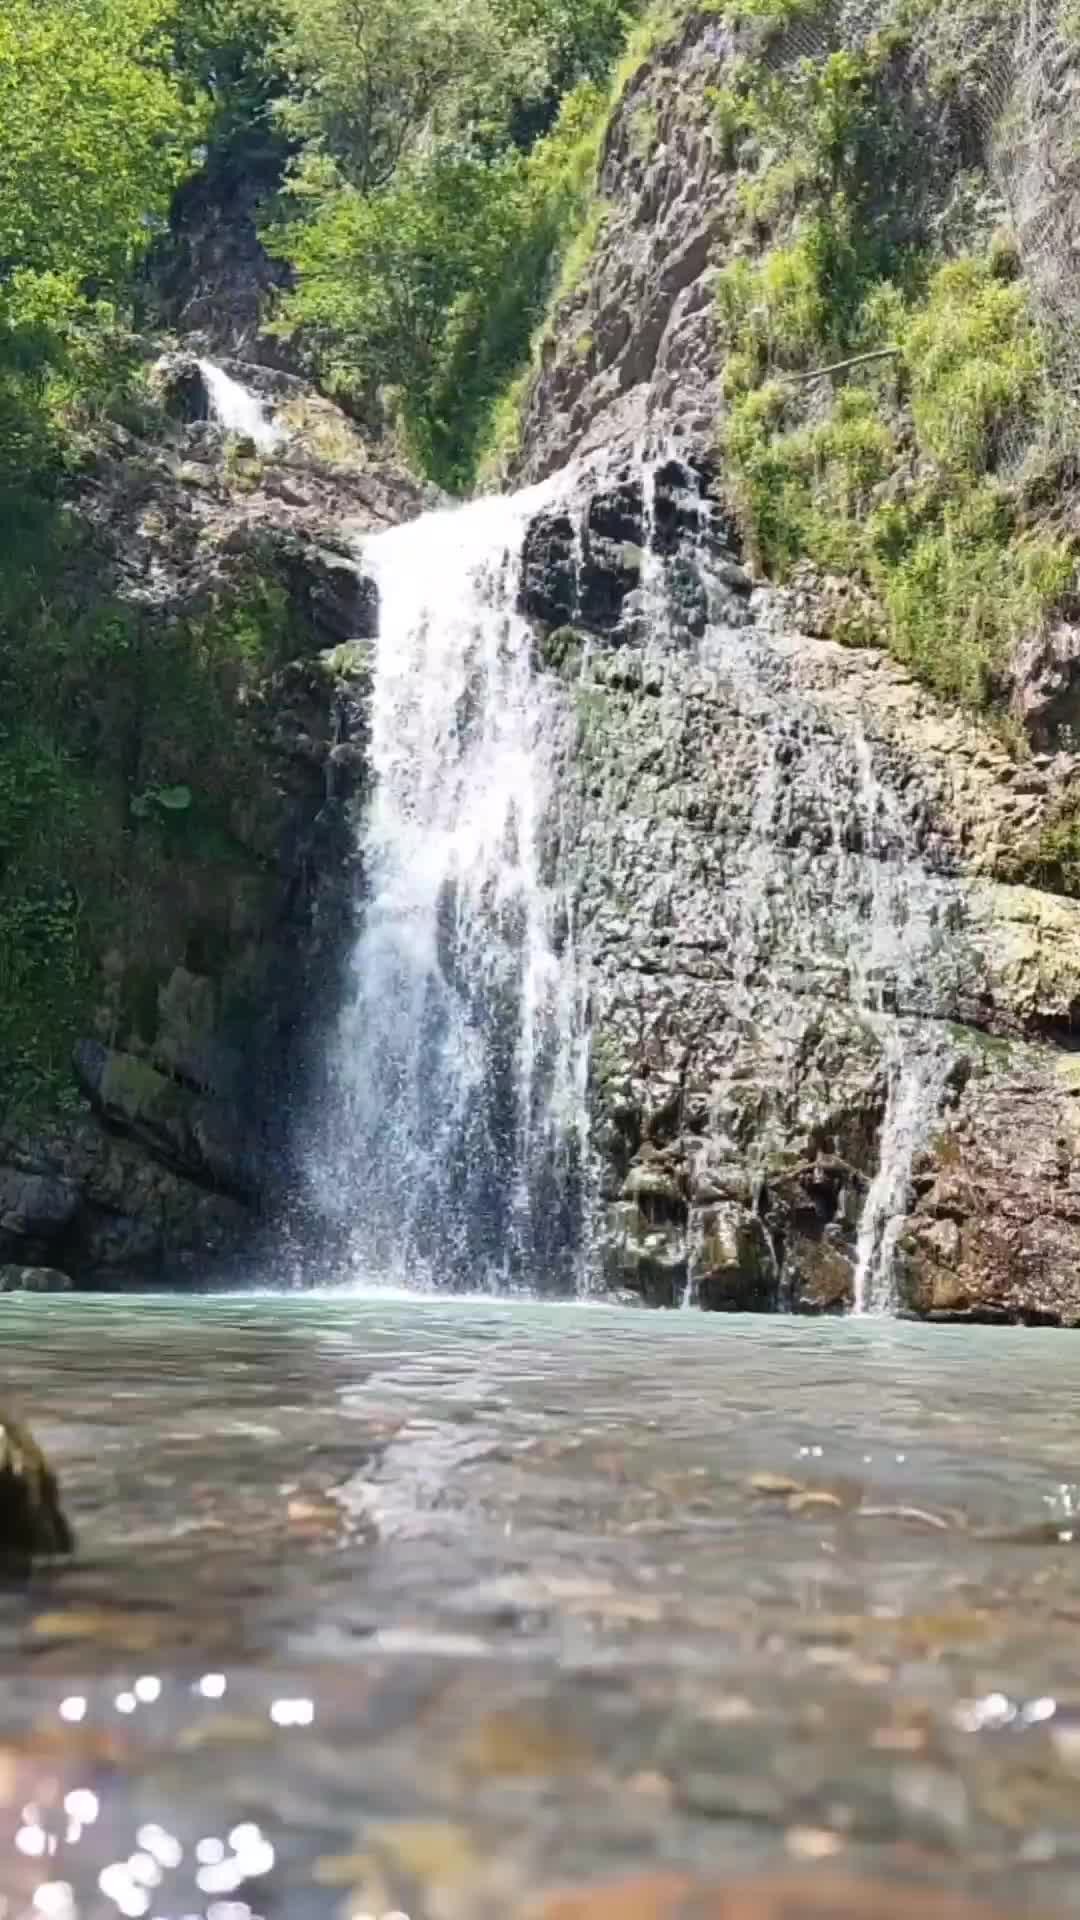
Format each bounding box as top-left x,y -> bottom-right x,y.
0,634 -> 373,1282
530,478 -> 1080,1322
521,458 -> 745,644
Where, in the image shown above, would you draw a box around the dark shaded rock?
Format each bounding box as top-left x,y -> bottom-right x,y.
1011,615 -> 1080,751
521,512 -> 579,628
142,149 -> 295,368
234,527 -> 380,648
537,626 -> 588,678
73,1041 -> 257,1201
0,1167 -> 80,1244
155,352 -> 211,425
785,1229 -> 855,1314
688,1201 -> 777,1311
521,458 -> 725,642
0,1413 -> 74,1561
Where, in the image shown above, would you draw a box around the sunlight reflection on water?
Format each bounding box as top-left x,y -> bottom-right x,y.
2,1298 -> 1080,1916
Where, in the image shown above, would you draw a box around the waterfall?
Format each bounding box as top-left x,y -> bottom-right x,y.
198,359 -> 282,453
844,730 -> 950,1313
310,486 -> 588,1293
659,535 -> 963,1316
306,450 -> 959,1313
852,1037 -> 952,1314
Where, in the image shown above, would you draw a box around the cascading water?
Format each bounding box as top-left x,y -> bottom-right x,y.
310,486 -> 589,1293
848,732 -> 956,1314
308,445 -> 962,1313
628,504 -> 965,1316
199,359 -> 282,453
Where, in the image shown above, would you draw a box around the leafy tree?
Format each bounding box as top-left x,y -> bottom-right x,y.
267,0 -> 637,481
0,0 -> 199,504
268,148 -> 527,411
168,0 -> 291,182
0,0 -> 198,290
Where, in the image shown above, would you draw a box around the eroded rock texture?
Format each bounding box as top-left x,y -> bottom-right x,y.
523,459 -> 1080,1321
0,358 -> 414,1283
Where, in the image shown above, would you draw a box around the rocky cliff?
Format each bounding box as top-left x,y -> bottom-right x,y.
0,355 -> 425,1285
510,2 -> 1080,1322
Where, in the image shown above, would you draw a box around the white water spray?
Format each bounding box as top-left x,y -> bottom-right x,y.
311,485 -> 588,1292
849,730 -> 955,1315
668,557 -> 960,1315
199,359 -> 282,453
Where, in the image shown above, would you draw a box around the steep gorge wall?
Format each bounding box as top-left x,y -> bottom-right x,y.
514,3 -> 1080,1320
0,359 -> 427,1285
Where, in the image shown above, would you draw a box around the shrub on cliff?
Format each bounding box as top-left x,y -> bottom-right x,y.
712,21 -> 1077,711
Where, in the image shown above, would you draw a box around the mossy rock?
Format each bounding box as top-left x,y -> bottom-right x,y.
0,1412 -> 74,1561
538,626 -> 587,677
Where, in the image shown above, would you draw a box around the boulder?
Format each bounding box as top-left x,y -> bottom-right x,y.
0,1267 -> 73,1293
687,1201 -> 777,1311
0,1412 -> 74,1561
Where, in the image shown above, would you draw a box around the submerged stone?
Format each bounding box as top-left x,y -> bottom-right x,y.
0,1412 -> 74,1561
523,1872 -> 1030,1919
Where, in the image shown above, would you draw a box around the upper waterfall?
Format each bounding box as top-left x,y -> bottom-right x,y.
309,484 -> 589,1294
198,359 -> 282,452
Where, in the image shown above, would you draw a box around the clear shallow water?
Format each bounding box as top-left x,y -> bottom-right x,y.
4,1297 -> 1080,1918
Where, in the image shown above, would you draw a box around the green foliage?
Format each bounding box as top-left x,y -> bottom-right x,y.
275,0 -> 633,191
1008,801 -> 1080,898
0,725 -> 101,1121
905,259 -> 1045,477
728,385 -> 895,576
267,0 -> 638,486
714,25 -> 1074,716
704,0 -> 827,23
269,151 -> 523,415
270,61 -> 616,486
0,0 -> 198,512
0,517 -> 291,1118
169,0 -> 291,180
872,486 -> 1072,705
0,0 -> 198,289
722,258 -> 1071,709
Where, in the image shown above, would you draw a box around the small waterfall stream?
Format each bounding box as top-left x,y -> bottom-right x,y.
638,513 -> 964,1315
848,732 -> 956,1314
311,487 -> 589,1293
199,358 -> 282,452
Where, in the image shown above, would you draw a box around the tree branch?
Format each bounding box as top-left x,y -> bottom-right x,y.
781,346 -> 902,384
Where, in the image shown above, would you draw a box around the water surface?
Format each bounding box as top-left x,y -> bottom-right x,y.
3,1296 -> 1080,1917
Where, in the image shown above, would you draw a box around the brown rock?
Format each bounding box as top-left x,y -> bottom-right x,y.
0,1413 -> 74,1561
523,1871 -> 1030,1920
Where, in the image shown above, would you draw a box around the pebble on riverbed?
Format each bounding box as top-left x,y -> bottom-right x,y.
0,1411 -> 74,1562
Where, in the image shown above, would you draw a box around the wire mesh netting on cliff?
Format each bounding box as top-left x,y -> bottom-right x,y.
756,0 -> 1080,472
